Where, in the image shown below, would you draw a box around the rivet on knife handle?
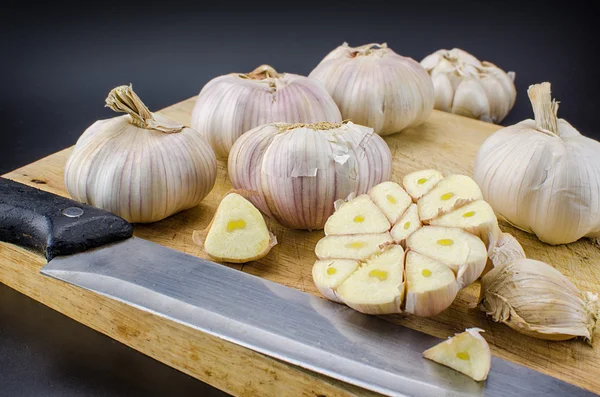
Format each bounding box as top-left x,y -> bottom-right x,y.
0,178 -> 133,260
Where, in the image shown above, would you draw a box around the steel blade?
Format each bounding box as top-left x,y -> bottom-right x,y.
41,237 -> 595,397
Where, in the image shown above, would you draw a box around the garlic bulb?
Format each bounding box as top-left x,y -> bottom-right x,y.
479,259 -> 599,343
65,85 -> 217,223
421,48 -> 516,123
474,82 -> 600,245
191,65 -> 342,158
228,121 -> 392,230
309,43 -> 434,136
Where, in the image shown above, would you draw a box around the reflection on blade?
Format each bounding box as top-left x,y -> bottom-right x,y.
42,238 -> 595,397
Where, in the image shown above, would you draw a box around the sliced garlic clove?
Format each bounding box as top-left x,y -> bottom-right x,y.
402,169 -> 444,201
336,245 -> 405,314
324,194 -> 391,235
390,204 -> 422,243
404,251 -> 458,317
407,226 -> 487,287
368,181 -> 412,224
315,233 -> 394,260
197,193 -> 277,263
417,174 -> 483,222
429,199 -> 501,251
423,328 -> 491,381
431,73 -> 454,112
312,259 -> 360,303
451,78 -> 491,121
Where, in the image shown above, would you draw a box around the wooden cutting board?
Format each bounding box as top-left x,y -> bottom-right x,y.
1,97 -> 599,396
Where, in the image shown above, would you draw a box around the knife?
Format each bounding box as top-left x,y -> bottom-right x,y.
0,177 -> 595,397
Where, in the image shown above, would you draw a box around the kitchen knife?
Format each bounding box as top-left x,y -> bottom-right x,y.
0,177 -> 595,397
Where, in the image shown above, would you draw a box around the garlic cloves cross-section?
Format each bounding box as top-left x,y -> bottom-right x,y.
423,328 -> 492,381
312,259 -> 360,303
324,195 -> 391,235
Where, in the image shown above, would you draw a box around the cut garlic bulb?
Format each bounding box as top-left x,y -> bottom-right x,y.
228,121 -> 392,230
421,48 -> 516,123
368,181 -> 412,224
191,65 -> 342,158
405,251 -> 459,317
192,192 -> 276,263
315,233 -> 393,260
474,82 -> 600,245
390,204 -> 421,243
64,85 -> 217,223
402,169 -> 444,201
417,175 -> 482,222
309,43 -> 434,136
336,245 -> 405,314
312,259 -> 360,303
480,259 -> 599,343
324,195 -> 390,235
423,328 -> 491,381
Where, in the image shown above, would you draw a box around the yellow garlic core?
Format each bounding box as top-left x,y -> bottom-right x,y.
417,178 -> 428,185
462,211 -> 476,218
353,215 -> 365,223
369,269 -> 388,281
437,239 -> 454,246
386,194 -> 397,204
346,242 -> 366,249
441,192 -> 454,201
327,267 -> 337,275
456,352 -> 470,361
421,269 -> 432,277
404,221 -> 411,230
226,219 -> 246,232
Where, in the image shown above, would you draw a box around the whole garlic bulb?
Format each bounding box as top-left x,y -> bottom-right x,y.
421,48 -> 516,123
474,82 -> 600,245
191,64 -> 342,158
65,85 -> 217,223
228,121 -> 392,230
309,43 -> 434,136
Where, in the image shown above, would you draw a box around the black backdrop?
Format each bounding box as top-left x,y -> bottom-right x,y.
0,1 -> 597,396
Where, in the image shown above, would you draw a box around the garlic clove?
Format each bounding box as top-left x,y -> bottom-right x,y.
431,73 -> 454,112
324,194 -> 391,235
315,233 -> 394,260
404,251 -> 458,317
390,204 -> 422,244
336,245 -> 405,314
429,199 -> 501,251
406,226 -> 487,288
478,76 -> 511,124
417,175 -> 483,222
402,169 -> 444,201
368,181 -> 412,224
423,328 -> 491,382
195,193 -> 276,263
488,232 -> 526,268
451,78 -> 490,121
312,259 -> 360,303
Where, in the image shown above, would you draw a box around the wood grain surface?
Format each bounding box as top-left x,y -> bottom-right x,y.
1,97 -> 599,395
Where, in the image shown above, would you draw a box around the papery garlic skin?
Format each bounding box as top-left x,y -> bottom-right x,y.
421,48 -> 516,123
309,43 -> 434,136
65,85 -> 217,223
191,65 -> 342,158
474,82 -> 600,245
228,121 -> 392,230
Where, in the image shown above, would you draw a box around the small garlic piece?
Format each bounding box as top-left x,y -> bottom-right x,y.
479,259 -> 599,342
64,85 -> 217,223
312,259 -> 360,303
191,64 -> 342,158
421,48 -> 516,123
228,121 -> 392,230
368,181 -> 412,224
192,192 -> 276,263
474,82 -> 600,245
423,328 -> 492,381
390,204 -> 421,243
324,194 -> 390,235
309,43 -> 434,135
402,169 -> 444,201
315,233 -> 394,261
417,175 -> 482,222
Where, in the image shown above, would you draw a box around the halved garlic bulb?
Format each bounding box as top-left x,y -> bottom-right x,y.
309,43 -> 434,136
421,48 -> 516,123
191,65 -> 342,158
228,121 -> 392,230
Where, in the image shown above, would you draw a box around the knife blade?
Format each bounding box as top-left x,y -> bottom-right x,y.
0,177 -> 596,397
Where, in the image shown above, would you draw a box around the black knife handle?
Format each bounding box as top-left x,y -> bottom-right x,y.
0,178 -> 133,260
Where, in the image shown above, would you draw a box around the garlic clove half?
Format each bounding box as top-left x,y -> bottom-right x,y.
312,259 -> 360,303
324,195 -> 390,235
404,251 -> 458,317
194,193 -> 277,263
406,226 -> 487,288
315,233 -> 394,260
368,181 -> 413,224
423,328 -> 492,382
402,169 -> 444,202
417,175 -> 483,222
336,245 -> 405,315
191,65 -> 342,158
390,203 -> 422,244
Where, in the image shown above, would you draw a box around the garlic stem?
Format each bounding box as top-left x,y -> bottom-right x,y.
352,42 -> 388,56
105,85 -> 183,134
245,64 -> 281,80
527,82 -> 559,136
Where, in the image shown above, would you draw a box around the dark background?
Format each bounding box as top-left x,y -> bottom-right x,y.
0,1 -> 597,396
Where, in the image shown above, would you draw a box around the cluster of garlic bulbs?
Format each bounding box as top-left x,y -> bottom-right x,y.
65,85 -> 217,223
421,48 -> 516,123
228,121 -> 392,230
474,82 -> 600,245
312,170 -> 522,317
309,43 -> 435,136
191,65 -> 342,158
